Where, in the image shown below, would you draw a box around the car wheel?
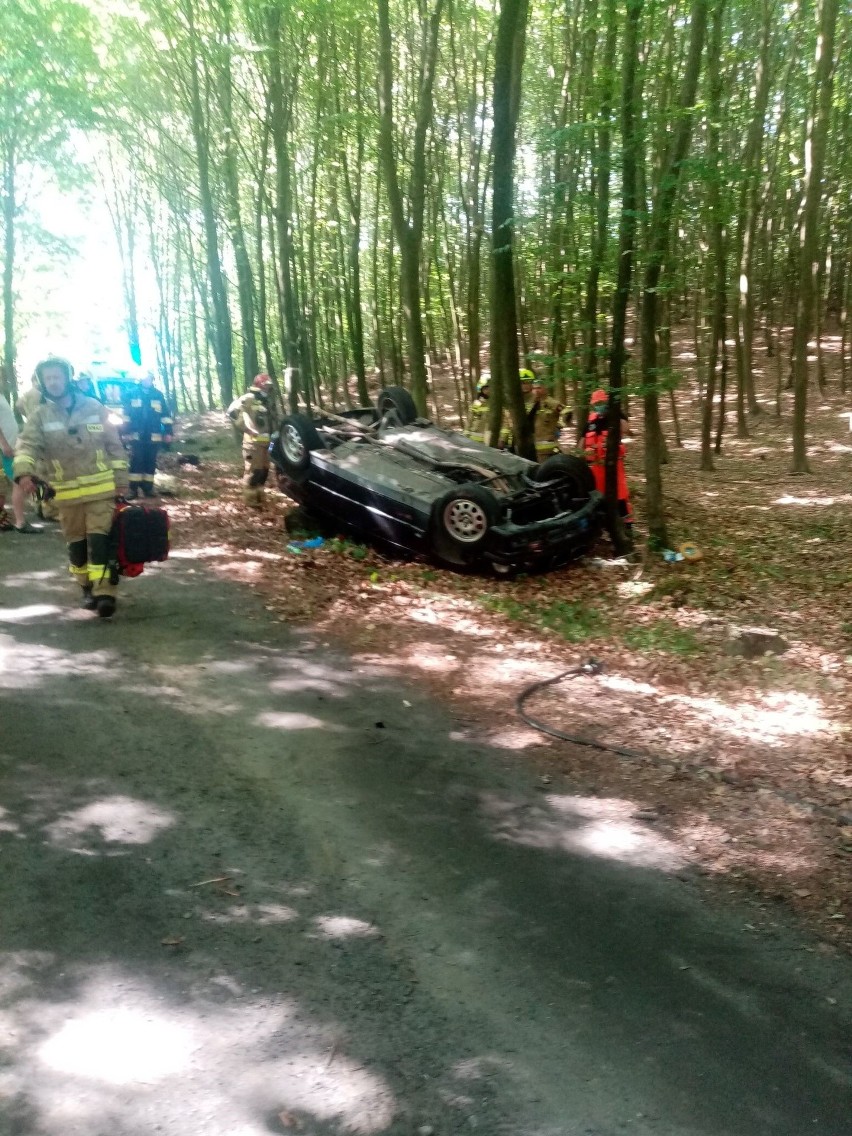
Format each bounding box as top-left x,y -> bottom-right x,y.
276,414 -> 324,477
377,386 -> 418,426
431,483 -> 500,566
532,453 -> 595,497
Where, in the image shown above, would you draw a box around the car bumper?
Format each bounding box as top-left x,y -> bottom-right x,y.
486,492 -> 604,566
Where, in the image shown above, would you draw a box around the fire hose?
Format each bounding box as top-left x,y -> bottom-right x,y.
515,658 -> 852,828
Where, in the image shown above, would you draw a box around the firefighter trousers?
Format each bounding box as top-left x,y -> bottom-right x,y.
129,441 -> 161,496
242,442 -> 270,506
58,498 -> 117,597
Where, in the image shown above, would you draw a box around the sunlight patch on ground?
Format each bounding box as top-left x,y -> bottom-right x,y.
255,711 -> 344,732
46,795 -> 177,850
596,674 -> 835,746
169,545 -> 232,560
0,603 -> 64,624
773,494 -> 852,507
1,966 -> 396,1135
39,1007 -> 195,1084
0,638 -> 117,688
200,903 -> 299,926
0,807 -> 21,835
481,792 -> 690,872
312,916 -> 379,940
0,570 -> 63,587
408,607 -> 494,637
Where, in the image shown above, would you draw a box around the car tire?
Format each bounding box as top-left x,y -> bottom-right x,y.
532,453 -> 595,498
377,386 -> 418,426
431,483 -> 500,566
276,414 -> 324,477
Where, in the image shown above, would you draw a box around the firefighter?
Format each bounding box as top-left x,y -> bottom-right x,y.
227,372 -> 275,507
528,376 -> 565,461
520,368 -> 535,413
122,371 -> 174,499
583,388 -> 632,526
465,376 -> 510,448
13,356 -> 129,617
75,371 -> 101,401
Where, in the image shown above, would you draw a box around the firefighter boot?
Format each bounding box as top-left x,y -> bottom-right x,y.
96,595 -> 117,618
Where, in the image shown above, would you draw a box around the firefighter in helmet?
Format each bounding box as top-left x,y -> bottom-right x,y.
13,356 -> 129,617
227,373 -> 275,507
528,375 -> 565,461
520,368 -> 535,413
465,375 -> 510,448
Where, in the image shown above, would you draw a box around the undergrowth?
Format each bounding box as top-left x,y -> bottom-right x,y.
483,595 -> 701,656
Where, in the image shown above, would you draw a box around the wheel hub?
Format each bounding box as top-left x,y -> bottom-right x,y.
282,424 -> 306,464
444,499 -> 488,543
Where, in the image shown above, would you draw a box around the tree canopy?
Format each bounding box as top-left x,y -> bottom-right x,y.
1,0 -> 850,538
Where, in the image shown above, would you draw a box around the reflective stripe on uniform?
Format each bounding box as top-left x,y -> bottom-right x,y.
69,564 -> 89,580
13,455 -> 36,476
53,471 -> 116,502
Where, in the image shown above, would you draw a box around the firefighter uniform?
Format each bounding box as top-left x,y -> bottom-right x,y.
466,399 -> 510,447
16,384 -> 42,421
227,378 -> 274,506
122,381 -> 174,498
529,393 -> 564,461
14,375 -> 129,607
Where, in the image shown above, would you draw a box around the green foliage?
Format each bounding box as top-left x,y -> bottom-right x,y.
622,620 -> 700,656
328,537 -> 370,561
483,595 -> 608,643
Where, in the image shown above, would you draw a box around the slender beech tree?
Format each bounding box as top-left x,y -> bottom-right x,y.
640,0 -> 709,547
791,0 -> 840,472
603,0 -> 642,555
377,0 -> 444,414
490,0 -> 532,458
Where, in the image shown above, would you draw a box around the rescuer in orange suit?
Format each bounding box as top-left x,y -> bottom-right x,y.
583,388 -> 632,527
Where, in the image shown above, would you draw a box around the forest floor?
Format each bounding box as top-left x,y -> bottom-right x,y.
164,353 -> 852,956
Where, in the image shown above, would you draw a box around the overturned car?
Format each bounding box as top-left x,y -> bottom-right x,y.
270,387 -> 603,574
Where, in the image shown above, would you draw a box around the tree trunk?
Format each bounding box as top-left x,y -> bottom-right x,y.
604,0 -> 643,555
490,0 -> 532,458
219,3 -> 259,388
580,0 -> 617,409
791,0 -> 840,472
641,0 -> 709,547
266,5 -> 309,410
376,0 -> 444,415
187,0 -> 233,406
700,0 -> 727,471
2,143 -> 16,401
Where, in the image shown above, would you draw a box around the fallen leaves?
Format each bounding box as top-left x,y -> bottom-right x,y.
163,393 -> 852,952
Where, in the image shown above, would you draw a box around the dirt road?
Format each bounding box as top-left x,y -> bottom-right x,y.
1,531 -> 850,1136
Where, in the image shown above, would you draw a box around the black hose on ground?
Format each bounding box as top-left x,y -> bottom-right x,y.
516,658 -> 662,763
515,658 -> 852,828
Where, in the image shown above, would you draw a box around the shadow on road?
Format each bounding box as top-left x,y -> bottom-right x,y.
1,546 -> 850,1136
